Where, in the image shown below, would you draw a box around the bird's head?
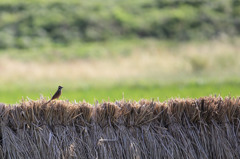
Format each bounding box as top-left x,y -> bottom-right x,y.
58,86 -> 63,90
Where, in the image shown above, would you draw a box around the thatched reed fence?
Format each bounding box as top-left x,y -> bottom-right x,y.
0,97 -> 239,159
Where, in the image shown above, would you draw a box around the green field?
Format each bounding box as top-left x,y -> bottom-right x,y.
1,81 -> 239,104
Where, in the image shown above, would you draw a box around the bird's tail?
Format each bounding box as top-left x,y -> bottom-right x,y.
44,99 -> 52,105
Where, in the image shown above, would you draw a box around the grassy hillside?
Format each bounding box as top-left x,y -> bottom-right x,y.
0,0 -> 239,49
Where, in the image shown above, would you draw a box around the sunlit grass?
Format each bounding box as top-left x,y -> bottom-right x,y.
1,81 -> 239,104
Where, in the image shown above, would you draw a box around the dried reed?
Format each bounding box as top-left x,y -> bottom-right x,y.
0,96 -> 239,159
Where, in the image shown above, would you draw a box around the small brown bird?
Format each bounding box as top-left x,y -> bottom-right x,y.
46,86 -> 63,104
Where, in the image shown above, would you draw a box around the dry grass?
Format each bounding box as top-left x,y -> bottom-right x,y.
1,39 -> 240,84
0,96 -> 239,158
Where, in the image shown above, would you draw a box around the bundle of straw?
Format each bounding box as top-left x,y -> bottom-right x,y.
0,96 -> 239,158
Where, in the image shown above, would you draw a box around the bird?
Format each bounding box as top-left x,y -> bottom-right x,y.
46,86 -> 63,104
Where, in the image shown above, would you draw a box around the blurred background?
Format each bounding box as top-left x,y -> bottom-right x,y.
0,0 -> 240,104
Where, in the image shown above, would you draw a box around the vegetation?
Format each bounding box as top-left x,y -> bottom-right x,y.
0,1 -> 239,157
0,81 -> 239,104
0,97 -> 239,158
0,38 -> 239,104
0,0 -> 239,104
0,0 -> 239,49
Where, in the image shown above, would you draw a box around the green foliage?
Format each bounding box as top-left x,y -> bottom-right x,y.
0,0 -> 239,49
